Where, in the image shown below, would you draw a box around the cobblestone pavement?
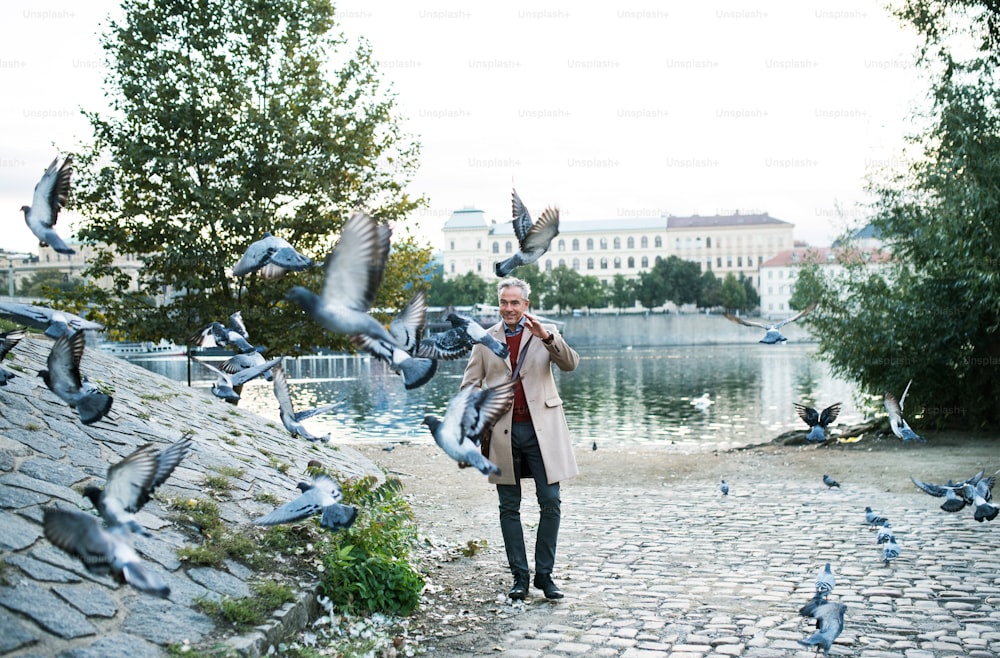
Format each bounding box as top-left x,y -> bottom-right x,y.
384,445 -> 1000,658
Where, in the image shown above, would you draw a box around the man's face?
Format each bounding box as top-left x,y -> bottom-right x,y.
499,286 -> 528,327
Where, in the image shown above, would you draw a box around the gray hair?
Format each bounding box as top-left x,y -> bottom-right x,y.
497,277 -> 530,302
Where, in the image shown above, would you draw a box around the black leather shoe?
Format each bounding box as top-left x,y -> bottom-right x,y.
533,574 -> 564,599
508,575 -> 529,600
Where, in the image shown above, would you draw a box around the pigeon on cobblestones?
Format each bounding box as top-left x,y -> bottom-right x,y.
422,380 -> 516,475
286,212 -> 401,346
814,562 -> 835,597
0,327 -> 26,385
822,474 -> 840,489
0,302 -> 104,338
876,524 -> 894,545
272,359 -> 339,442
38,329 -> 114,425
43,508 -> 170,598
883,379 -> 924,442
795,403 -> 841,442
255,474 -> 358,532
494,188 -> 560,277
82,434 -> 194,536
232,232 -> 314,279
720,479 -> 729,496
723,303 -> 816,344
797,600 -> 846,656
882,536 -> 901,565
864,506 -> 888,528
21,155 -> 76,254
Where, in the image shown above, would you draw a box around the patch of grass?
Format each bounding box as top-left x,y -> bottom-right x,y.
228,428 -> 242,437
461,539 -> 487,558
220,435 -> 237,446
0,559 -> 9,586
194,579 -> 295,629
211,466 -> 246,479
23,422 -> 42,431
136,411 -> 151,421
266,456 -> 290,474
253,492 -> 281,506
203,474 -> 234,496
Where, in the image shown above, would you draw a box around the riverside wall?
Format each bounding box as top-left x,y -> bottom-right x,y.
551,312 -> 815,348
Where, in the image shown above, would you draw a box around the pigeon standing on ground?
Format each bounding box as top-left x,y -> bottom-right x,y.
0,302 -> 104,338
864,506 -> 888,528
255,474 -> 358,532
81,434 -> 194,536
494,188 -> 560,277
21,155 -> 76,254
797,600 -> 846,656
723,303 -> 817,344
884,379 -> 924,442
720,480 -> 729,496
353,291 -> 437,389
814,563 -> 835,598
192,355 -> 282,403
38,330 -> 114,425
822,474 -> 841,489
422,380 -> 517,475
271,359 -> 340,442
882,536 -> 901,565
286,212 -> 402,346
876,523 -> 894,545
43,508 -> 170,598
232,232 -> 314,279
794,402 -> 842,442
0,328 -> 26,385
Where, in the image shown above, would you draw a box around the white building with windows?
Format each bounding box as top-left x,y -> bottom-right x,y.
442,208 -> 795,289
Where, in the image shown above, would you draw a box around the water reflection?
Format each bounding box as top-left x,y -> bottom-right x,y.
129,345 -> 862,451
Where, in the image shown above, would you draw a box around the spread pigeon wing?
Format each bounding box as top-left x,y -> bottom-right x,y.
47,330 -> 86,395
461,380 -> 516,439
43,508 -> 117,575
511,188 -> 534,243
388,291 -> 428,354
149,434 -> 194,494
228,356 -> 281,386
519,206 -> 560,256
416,329 -> 475,360
722,312 -> 767,329
819,403 -> 842,426
318,212 -> 392,313
0,328 -> 26,360
104,445 -> 160,513
910,476 -> 950,497
773,302 -> 816,329
32,156 -> 73,229
794,403 -> 819,427
255,494 -> 325,525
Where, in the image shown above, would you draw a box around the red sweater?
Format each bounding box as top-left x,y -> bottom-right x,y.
505,333 -> 531,422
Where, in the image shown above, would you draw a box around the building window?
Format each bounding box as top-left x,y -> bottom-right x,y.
450,241 -> 455,250
505,241 -> 513,254
450,263 -> 455,273
737,256 -> 743,267
641,236 -> 648,248
492,242 -> 500,254
768,270 -> 773,279
477,261 -> 482,272
613,237 -> 621,249
655,255 -> 662,264
587,238 -> 594,250
545,259 -> 552,271
572,258 -> 580,269
627,256 -> 635,268
559,258 -> 566,267
572,238 -> 580,251
599,238 -> 608,249
727,257 -> 733,268
627,237 -> 635,249
717,257 -> 722,268
696,237 -> 702,248
477,240 -> 481,249
600,258 -> 608,269
557,239 -> 565,252
654,236 -> 662,248
641,256 -> 649,268
675,238 -> 682,250
613,257 -> 621,269
706,237 -> 712,248
586,258 -> 594,270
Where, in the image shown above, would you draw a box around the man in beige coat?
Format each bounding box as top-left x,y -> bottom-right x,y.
461,277 -> 580,600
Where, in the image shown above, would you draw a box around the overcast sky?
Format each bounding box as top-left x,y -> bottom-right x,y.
1,0 -> 927,256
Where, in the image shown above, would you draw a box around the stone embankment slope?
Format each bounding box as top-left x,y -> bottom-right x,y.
0,336 -> 380,657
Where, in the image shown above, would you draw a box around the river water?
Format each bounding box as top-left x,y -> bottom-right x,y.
128,344 -> 863,452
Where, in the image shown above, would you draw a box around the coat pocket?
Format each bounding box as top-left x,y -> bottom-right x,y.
544,396 -> 563,408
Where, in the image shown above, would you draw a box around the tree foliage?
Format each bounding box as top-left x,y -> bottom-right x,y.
63,0 -> 427,353
797,0 -> 1000,427
426,271 -> 493,307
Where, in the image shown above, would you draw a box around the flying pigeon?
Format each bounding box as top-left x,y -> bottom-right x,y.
822,474 -> 841,489
720,479 -> 729,496
797,600 -> 846,656
794,402 -> 842,442
417,311 -> 509,361
82,434 -> 194,536
192,354 -> 281,402
910,473 -> 986,512
254,474 -> 358,532
221,349 -> 274,382
723,303 -> 817,344
973,492 -> 998,522
0,327 -> 26,385
286,211 -> 401,346
271,359 -> 340,442
864,506 -> 888,528
189,312 -> 256,354
0,302 -> 104,338
444,312 -> 509,360
814,562 -> 835,597
43,508 -> 170,598
422,380 -> 517,475
883,380 -> 924,442
21,155 -> 76,254
882,537 -> 901,565
232,232 -> 314,279
353,291 -> 437,389
38,329 -> 114,425
494,188 -> 560,277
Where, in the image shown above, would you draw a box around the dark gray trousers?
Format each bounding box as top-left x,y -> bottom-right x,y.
497,421 -> 561,578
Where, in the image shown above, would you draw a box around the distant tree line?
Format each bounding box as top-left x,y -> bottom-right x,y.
427,257 -> 759,315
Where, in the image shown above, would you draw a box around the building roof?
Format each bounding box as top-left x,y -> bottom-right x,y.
442,208 -> 488,230
761,246 -> 891,267
666,213 -> 790,229
469,213 -> 792,236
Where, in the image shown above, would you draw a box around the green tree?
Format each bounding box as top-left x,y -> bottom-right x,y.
65,0 -> 426,352
788,261 -> 826,311
542,265 -> 582,315
576,275 -> 606,311
18,270 -> 84,297
802,0 -> 1000,427
720,272 -> 747,312
739,274 -> 760,311
635,268 -> 667,311
427,271 -> 492,307
696,270 -> 723,309
513,264 -> 550,310
609,274 -> 636,311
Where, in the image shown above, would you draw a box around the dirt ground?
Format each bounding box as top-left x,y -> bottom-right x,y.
350,429 -> 999,652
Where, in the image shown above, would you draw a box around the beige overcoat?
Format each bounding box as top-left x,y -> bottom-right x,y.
460,322 -> 580,486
